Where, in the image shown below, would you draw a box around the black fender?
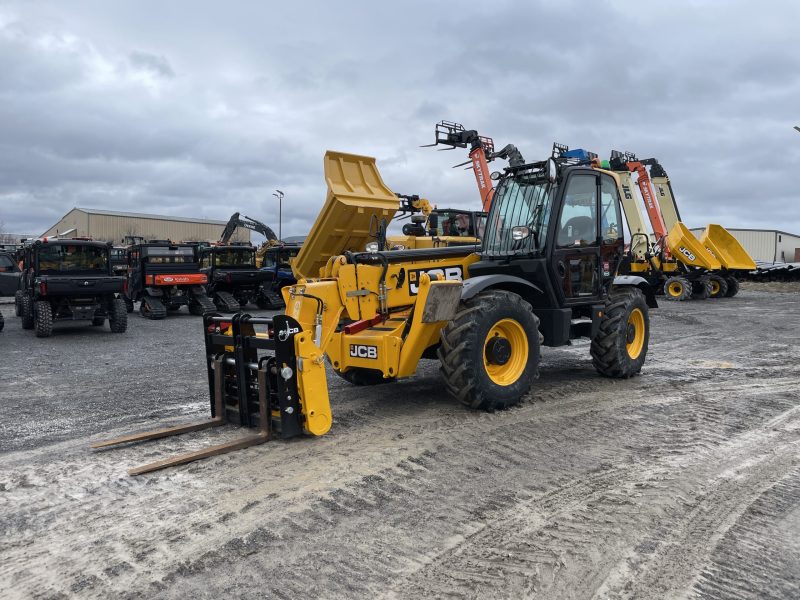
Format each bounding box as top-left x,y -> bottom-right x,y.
612,275 -> 658,308
461,274 -> 543,302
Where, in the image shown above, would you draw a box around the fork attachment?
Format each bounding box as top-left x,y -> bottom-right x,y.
91,313 -> 307,475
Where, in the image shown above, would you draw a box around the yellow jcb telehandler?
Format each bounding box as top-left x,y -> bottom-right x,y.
94,149 -> 656,475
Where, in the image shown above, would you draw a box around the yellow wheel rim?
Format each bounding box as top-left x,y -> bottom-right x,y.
710,280 -> 720,295
626,308 -> 645,360
667,282 -> 683,297
483,318 -> 528,386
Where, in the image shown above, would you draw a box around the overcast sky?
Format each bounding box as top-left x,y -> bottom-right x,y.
1,0 -> 799,239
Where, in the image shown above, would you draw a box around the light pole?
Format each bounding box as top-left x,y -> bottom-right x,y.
273,189 -> 284,241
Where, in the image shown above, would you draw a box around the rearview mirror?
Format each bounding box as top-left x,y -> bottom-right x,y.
546,158 -> 558,183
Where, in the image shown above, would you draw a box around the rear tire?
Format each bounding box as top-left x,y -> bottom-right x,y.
691,277 -> 712,300
14,290 -> 24,316
109,297 -> 128,333
21,294 -> 34,329
34,300 -> 53,338
724,276 -> 740,297
591,287 -> 649,378
663,276 -> 691,301
438,290 -> 540,411
708,274 -> 728,298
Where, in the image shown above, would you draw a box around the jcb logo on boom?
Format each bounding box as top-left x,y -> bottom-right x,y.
349,344 -> 378,359
409,266 -> 463,295
678,246 -> 696,262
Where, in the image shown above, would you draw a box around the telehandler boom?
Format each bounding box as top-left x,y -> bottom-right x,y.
94,149 -> 655,475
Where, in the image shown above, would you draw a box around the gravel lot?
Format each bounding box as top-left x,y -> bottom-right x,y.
1,289 -> 799,599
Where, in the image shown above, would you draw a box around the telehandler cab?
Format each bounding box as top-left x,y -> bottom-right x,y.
94,149 -> 655,475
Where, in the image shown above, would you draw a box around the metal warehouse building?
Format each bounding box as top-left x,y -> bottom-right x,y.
41,207 -> 250,245
689,227 -> 800,263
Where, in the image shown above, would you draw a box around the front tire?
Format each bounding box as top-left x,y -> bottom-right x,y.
708,274 -> 728,298
663,276 -> 691,301
34,300 -> 53,338
591,287 -> 649,378
438,290 -> 540,411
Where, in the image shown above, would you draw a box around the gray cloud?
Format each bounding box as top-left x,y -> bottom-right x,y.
0,0 -> 799,239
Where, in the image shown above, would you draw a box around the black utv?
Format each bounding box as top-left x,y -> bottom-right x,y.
15,238 -> 127,337
199,244 -> 271,312
123,241 -> 216,318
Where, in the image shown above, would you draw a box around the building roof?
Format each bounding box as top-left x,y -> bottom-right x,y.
688,227 -> 800,238
73,207 -> 227,226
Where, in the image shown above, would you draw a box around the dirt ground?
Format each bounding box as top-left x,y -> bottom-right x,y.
0,289 -> 798,600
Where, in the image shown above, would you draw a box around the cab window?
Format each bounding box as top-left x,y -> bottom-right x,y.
557,175 -> 598,247
600,177 -> 623,244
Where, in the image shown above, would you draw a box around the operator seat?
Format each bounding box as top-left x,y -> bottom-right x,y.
559,216 -> 595,246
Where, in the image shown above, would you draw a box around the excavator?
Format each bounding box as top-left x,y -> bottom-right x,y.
218,212 -> 279,268
647,159 -> 755,297
93,148 -> 657,475
218,212 -> 303,308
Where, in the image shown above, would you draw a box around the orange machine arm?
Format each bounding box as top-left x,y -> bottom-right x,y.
627,161 -> 670,251
469,144 -> 495,212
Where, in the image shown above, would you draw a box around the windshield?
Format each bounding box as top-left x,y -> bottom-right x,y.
214,248 -> 254,267
430,210 -> 479,237
38,244 -> 108,273
142,246 -> 195,264
262,249 -> 296,269
483,178 -> 553,255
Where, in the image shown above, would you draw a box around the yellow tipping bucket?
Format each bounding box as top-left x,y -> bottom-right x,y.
699,224 -> 756,271
666,222 -> 721,270
293,151 -> 399,279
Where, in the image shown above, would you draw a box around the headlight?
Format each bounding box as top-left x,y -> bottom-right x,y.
365,242 -> 379,252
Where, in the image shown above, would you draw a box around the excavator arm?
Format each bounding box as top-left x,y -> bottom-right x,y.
219,213 -> 278,245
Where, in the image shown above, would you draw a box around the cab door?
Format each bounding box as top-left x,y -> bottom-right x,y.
551,172 -> 603,304
598,174 -> 625,286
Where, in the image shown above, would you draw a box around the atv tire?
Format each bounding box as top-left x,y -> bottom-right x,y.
123,295 -> 134,314
691,277 -> 712,300
109,297 -> 128,333
34,300 -> 53,338
438,290 -> 540,411
708,274 -> 729,299
663,276 -> 691,301
14,290 -> 24,317
724,276 -> 740,297
20,294 -> 34,330
591,287 -> 649,378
